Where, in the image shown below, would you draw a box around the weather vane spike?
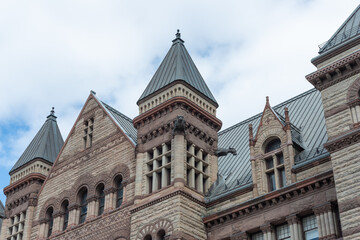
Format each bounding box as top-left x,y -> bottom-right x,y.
176,29 -> 181,39
51,107 -> 55,115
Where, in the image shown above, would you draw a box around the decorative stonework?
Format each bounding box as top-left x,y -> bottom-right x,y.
324,128 -> 360,153
347,76 -> 360,103
306,50 -> 360,90
135,218 -> 173,240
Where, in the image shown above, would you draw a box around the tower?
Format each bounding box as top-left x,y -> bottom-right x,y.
0,108 -> 64,240
306,5 -> 360,240
130,31 -> 222,240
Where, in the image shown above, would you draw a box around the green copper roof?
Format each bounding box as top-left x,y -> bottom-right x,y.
10,108 -> 64,174
319,4 -> 360,54
138,30 -> 218,106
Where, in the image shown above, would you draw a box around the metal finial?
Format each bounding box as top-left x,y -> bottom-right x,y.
51,107 -> 55,116
176,29 -> 181,39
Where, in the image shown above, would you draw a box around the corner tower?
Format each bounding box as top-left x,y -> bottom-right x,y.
131,31 -> 222,240
0,108 -> 64,240
307,5 -> 360,240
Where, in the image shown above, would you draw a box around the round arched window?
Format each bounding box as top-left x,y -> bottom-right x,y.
265,138 -> 281,153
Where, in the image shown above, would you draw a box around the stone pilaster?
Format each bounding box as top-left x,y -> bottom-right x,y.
286,214 -> 303,240
314,203 -> 337,240
173,134 -> 185,187
261,223 -> 274,240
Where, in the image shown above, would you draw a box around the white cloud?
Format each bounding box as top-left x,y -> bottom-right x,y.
0,0 -> 358,200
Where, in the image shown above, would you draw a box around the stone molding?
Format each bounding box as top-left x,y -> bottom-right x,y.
4,173 -> 46,196
324,127 -> 360,153
203,170 -> 334,228
313,202 -> 333,215
130,189 -> 205,214
291,156 -> 331,174
324,103 -> 348,118
134,97 -> 222,131
231,231 -> 250,240
306,50 -> 360,90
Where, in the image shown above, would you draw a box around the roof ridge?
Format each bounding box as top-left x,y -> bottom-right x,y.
101,101 -> 134,123
219,88 -> 317,136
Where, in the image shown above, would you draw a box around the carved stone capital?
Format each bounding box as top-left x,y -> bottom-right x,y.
313,202 -> 332,215
260,222 -> 273,233
231,231 -> 250,240
104,187 -> 117,194
68,203 -> 80,211
286,214 -> 300,225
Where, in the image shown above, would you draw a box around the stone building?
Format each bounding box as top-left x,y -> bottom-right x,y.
1,4 -> 360,240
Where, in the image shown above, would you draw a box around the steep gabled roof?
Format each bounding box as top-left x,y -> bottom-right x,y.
319,4 -> 360,54
206,88 -> 328,202
138,31 -> 218,106
101,102 -> 137,144
10,109 -> 64,174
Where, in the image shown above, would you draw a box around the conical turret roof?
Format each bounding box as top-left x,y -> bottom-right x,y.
319,4 -> 360,54
138,30 -> 218,106
10,108 -> 64,174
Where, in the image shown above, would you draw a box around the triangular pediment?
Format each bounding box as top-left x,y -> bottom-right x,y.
138,31 -> 218,106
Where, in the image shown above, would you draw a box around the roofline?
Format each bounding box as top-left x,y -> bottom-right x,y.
137,79 -> 219,108
9,157 -> 53,175
94,94 -> 137,146
219,88 -> 317,136
311,35 -> 360,66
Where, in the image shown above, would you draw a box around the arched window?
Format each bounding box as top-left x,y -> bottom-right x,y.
144,235 -> 152,240
78,187 -> 88,224
61,200 -> 69,231
157,230 -> 166,240
96,183 -> 105,215
115,176 -> 123,208
265,138 -> 281,153
46,207 -> 54,237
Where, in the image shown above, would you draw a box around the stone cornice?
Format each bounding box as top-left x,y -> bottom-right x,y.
291,156 -> 331,174
203,170 -> 334,228
324,127 -> 360,153
133,96 -> 222,131
306,50 -> 360,90
130,189 -> 205,214
4,173 -> 46,195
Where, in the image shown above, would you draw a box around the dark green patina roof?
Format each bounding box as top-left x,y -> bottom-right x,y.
138,31 -> 218,106
319,4 -> 360,54
206,88 -> 328,202
10,109 -> 64,174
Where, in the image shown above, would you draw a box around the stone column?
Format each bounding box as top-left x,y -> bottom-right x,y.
86,196 -> 97,220
68,204 -> 79,227
161,143 -> 169,188
196,149 -> 204,193
173,135 -> 185,187
286,214 -> 302,240
52,211 -> 63,235
273,155 -> 280,190
152,148 -> 159,192
261,223 -> 274,240
21,206 -> 34,240
188,144 -> 195,188
38,218 -> 47,239
314,203 -> 337,239
104,187 -> 116,212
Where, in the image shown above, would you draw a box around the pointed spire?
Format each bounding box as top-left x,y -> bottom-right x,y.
284,107 -> 291,130
138,31 -> 218,106
10,109 -> 64,174
248,124 -> 254,146
266,96 -> 270,107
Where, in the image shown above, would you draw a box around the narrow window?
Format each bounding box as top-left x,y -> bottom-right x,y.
251,232 -> 264,240
267,172 -> 276,191
96,184 -> 105,215
79,188 -> 88,224
83,118 -> 94,149
278,168 -> 286,188
115,176 -> 123,208
46,207 -> 54,237
61,200 -> 69,231
276,224 -> 291,240
302,215 -> 319,240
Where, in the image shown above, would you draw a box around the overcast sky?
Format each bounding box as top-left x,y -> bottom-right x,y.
0,0 -> 358,204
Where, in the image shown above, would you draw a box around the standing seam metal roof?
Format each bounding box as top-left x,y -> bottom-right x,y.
138,33 -> 218,106
319,4 -> 360,54
101,101 -> 138,144
10,110 -> 64,174
206,88 -> 328,201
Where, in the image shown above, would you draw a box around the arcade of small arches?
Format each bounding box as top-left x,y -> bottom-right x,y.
38,172 -> 126,239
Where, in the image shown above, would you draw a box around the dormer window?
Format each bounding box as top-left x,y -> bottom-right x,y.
264,138 -> 286,192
